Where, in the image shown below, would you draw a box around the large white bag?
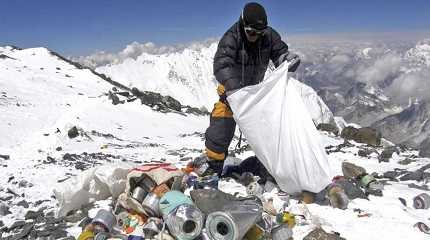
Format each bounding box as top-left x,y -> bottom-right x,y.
227,62 -> 332,194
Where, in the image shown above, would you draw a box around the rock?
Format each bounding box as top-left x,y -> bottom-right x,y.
383,171 -> 402,180
336,178 -> 367,200
8,220 -> 26,231
67,126 -> 79,138
355,127 -> 382,146
358,149 -> 372,157
419,137 -> 430,157
56,146 -> 63,151
366,188 -> 383,197
378,146 -> 400,162
419,163 -> 430,172
108,91 -> 122,105
408,183 -> 429,191
38,229 -> 68,239
399,170 -> 424,181
10,222 -> 34,239
342,162 -> 366,179
303,227 -> 346,240
317,123 -> 339,135
0,203 -> 11,216
340,126 -> 359,139
398,158 -> 414,165
341,126 -> 381,146
18,180 -> 33,188
25,209 -> 44,220
0,154 -> 10,160
17,200 -> 29,208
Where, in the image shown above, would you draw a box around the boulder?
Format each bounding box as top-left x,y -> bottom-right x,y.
341,126 -> 381,146
419,137 -> 430,157
342,162 -> 366,179
399,170 -> 424,181
354,127 -> 381,146
378,146 -> 400,162
17,200 -> 30,208
336,178 -> 367,200
340,126 -> 359,140
0,203 -> 11,216
67,126 -> 79,138
303,228 -> 346,240
317,123 -> 339,136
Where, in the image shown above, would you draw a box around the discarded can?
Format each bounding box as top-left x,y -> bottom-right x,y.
272,224 -> 293,240
193,157 -> 210,176
131,186 -> 149,203
142,217 -> 163,238
165,204 -> 204,240
77,229 -> 95,240
186,175 -> 198,188
140,176 -> 157,192
123,213 -> 147,235
205,202 -> 262,240
244,224 -> 265,240
142,192 -> 161,217
414,222 -> 430,234
116,211 -> 130,228
359,174 -> 376,188
91,209 -> 116,233
278,192 -> 290,209
159,191 -> 194,217
413,193 -> 430,209
246,181 -> 264,197
276,211 -> 296,228
94,232 -> 110,240
194,175 -> 219,190
153,183 -> 170,197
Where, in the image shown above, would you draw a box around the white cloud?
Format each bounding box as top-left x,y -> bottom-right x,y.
72,38 -> 218,68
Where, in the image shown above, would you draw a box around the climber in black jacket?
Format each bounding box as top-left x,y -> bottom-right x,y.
196,2 -> 300,174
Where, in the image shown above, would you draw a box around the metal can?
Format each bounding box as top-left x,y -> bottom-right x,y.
91,209 -> 116,233
413,193 -> 430,209
414,222 -> 430,234
142,192 -> 161,217
131,186 -> 148,203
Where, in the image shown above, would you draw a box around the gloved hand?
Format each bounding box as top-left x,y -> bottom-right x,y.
286,53 -> 300,72
277,52 -> 301,72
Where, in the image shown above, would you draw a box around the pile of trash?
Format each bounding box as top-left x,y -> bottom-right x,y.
53,150 -> 430,240
64,156 -> 344,240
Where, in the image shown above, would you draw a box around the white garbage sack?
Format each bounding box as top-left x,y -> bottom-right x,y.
54,164 -> 131,217
227,62 -> 332,194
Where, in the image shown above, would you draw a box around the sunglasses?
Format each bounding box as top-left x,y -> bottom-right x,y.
244,25 -> 265,36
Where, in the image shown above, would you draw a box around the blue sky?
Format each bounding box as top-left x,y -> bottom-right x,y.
2,0 -> 430,56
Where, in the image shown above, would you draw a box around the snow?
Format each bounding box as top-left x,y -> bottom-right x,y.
1,46 -> 429,240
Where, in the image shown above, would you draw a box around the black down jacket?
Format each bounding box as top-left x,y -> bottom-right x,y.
213,20 -> 290,91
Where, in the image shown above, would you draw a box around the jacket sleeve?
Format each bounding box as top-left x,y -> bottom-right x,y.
213,31 -> 241,91
269,29 -> 290,68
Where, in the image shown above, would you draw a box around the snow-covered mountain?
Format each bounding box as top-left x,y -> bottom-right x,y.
95,43 -> 335,125
372,100 -> 430,148
96,43 -> 219,111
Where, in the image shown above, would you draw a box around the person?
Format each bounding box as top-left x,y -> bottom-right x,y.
194,2 -> 300,175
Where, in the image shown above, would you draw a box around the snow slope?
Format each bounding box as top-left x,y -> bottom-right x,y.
1,46 -> 429,240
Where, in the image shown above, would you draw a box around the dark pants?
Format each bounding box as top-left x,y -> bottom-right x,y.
204,85 -> 236,161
